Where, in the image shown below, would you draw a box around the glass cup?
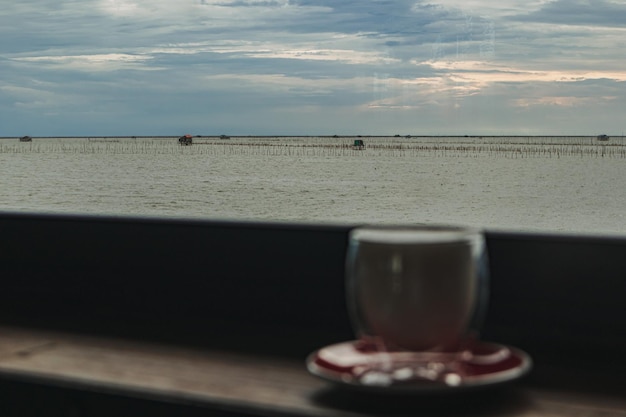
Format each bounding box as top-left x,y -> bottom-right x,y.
345,225 -> 489,385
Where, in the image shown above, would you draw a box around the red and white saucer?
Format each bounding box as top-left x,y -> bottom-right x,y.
306,339 -> 531,392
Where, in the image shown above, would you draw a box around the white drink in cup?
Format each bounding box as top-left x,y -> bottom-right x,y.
346,225 -> 488,353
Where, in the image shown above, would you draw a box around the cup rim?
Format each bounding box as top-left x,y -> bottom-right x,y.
349,224 -> 482,244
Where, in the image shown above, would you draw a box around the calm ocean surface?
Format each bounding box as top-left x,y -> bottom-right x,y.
2,135 -> 625,236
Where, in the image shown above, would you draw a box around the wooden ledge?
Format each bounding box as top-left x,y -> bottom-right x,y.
1,326 -> 626,416
0,326 -> 328,416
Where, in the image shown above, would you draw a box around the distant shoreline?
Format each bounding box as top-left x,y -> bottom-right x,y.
0,135 -> 619,140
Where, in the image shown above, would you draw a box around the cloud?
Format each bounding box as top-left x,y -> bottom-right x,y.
427,60 -> 626,83
11,53 -> 155,72
1,85 -> 60,109
511,96 -> 618,108
514,0 -> 626,27
210,0 -> 290,6
2,1 -> 626,135
425,0 -> 551,17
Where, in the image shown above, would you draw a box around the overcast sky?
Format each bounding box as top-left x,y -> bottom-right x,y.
2,0 -> 626,136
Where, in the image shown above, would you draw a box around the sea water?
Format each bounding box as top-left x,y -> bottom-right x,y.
1,135 -> 625,236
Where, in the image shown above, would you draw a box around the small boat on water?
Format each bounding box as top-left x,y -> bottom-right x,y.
597,134 -> 609,141
178,134 -> 193,145
19,135 -> 32,142
352,139 -> 365,150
